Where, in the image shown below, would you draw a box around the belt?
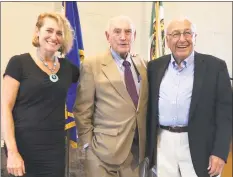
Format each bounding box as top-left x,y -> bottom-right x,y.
159,125 -> 188,133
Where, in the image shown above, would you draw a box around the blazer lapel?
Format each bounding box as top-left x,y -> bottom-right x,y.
101,51 -> 135,109
188,52 -> 206,122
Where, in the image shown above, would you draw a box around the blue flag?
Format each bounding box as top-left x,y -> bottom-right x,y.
63,1 -> 84,148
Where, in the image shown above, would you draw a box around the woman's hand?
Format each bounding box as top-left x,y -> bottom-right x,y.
7,151 -> 25,176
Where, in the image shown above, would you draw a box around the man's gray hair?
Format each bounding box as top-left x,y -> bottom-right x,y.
165,16 -> 197,35
105,15 -> 136,33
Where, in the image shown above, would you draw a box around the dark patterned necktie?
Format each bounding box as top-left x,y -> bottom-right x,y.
123,60 -> 139,108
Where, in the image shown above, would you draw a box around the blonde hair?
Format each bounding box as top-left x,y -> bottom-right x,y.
32,12 -> 74,54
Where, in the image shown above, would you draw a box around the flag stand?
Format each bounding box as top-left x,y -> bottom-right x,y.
65,130 -> 70,177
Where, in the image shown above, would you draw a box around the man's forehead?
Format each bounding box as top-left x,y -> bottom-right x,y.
111,26 -> 133,31
167,19 -> 193,33
110,21 -> 133,29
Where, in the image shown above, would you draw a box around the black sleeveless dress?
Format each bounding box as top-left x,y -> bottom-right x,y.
4,53 -> 79,177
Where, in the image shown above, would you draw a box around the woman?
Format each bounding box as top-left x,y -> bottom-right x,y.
2,12 -> 79,177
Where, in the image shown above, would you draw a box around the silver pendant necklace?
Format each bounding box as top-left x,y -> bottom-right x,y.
38,51 -> 59,82
49,73 -> 59,82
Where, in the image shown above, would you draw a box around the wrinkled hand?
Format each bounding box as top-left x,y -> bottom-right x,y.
208,155 -> 225,177
7,151 -> 25,176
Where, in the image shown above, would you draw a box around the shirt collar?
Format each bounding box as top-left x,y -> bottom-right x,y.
110,48 -> 132,67
170,50 -> 195,70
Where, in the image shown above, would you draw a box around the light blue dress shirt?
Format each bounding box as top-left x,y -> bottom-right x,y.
158,51 -> 195,126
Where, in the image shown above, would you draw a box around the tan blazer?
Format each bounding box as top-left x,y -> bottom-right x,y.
73,50 -> 148,165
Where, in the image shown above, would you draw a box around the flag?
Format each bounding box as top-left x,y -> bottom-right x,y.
62,1 -> 84,148
149,2 -> 165,60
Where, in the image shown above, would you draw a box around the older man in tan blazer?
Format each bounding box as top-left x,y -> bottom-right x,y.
73,15 -> 148,177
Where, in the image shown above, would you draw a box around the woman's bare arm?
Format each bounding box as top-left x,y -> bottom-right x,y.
1,75 -> 20,152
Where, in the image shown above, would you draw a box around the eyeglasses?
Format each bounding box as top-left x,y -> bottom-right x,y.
167,31 -> 194,39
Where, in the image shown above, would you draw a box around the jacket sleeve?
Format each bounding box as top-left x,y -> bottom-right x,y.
211,60 -> 232,162
73,58 -> 95,147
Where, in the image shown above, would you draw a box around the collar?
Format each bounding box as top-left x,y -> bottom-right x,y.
170,50 -> 195,70
110,48 -> 132,68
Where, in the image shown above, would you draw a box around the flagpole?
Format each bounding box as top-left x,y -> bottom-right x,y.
66,131 -> 70,177
63,3 -> 70,177
155,2 -> 160,59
